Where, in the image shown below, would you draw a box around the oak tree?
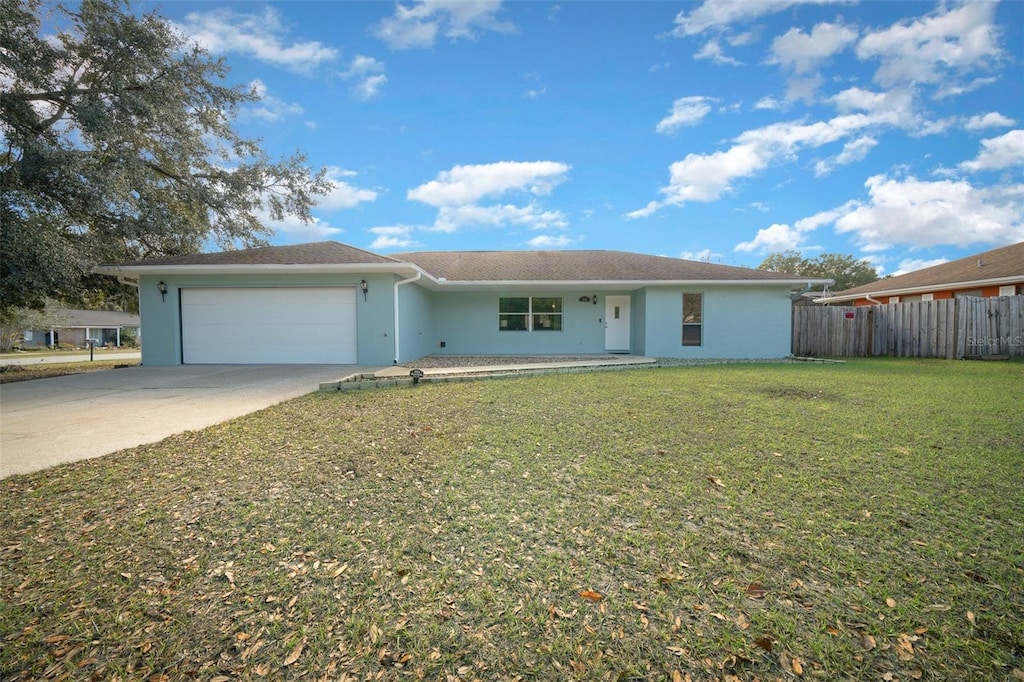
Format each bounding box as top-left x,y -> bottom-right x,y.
758,250 -> 879,292
0,0 -> 330,316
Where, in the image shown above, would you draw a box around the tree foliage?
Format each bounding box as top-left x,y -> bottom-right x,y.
757,250 -> 879,292
0,0 -> 330,315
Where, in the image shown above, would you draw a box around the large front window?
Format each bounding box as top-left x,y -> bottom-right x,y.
682,293 -> 703,346
499,297 -> 562,331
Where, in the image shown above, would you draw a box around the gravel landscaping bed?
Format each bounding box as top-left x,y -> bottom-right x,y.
404,354 -> 623,368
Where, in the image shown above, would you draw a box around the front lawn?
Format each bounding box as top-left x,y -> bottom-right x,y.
2,360 -> 1022,680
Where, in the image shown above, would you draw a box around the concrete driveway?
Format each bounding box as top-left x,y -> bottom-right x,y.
0,365 -> 377,478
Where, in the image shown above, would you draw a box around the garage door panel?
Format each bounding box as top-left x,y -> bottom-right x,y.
181,288 -> 357,364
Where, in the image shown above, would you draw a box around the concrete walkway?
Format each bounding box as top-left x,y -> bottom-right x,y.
0,364 -> 375,478
375,354 -> 656,378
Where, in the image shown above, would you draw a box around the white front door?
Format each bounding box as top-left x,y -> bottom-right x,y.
604,295 -> 630,352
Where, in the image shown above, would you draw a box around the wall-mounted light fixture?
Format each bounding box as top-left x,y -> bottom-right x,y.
592,295 -> 598,305
157,281 -> 168,303
360,279 -> 369,301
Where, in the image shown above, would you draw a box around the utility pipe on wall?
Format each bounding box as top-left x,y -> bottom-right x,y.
393,272 -> 421,364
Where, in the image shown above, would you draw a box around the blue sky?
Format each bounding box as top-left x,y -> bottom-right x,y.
145,0 -> 1023,276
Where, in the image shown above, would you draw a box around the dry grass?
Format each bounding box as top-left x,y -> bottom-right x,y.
0,360 -> 140,383
1,359 -> 1022,680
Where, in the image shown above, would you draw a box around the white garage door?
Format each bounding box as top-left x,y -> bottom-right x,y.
181,287 -> 357,364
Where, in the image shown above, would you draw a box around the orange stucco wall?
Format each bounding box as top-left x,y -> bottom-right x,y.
848,281 -> 1023,306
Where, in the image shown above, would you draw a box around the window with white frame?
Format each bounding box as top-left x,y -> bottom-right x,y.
999,285 -> 1019,296
499,297 -> 562,331
682,293 -> 703,346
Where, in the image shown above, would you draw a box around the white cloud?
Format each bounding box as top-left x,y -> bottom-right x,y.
784,75 -> 824,103
935,76 -> 998,100
354,74 -> 388,101
891,257 -> 949,276
680,248 -> 720,262
814,135 -> 877,176
754,96 -> 785,111
694,40 -> 740,65
316,167 -> 379,211
176,7 -> 337,73
671,0 -> 851,36
625,201 -> 660,220
527,234 -> 573,248
242,79 -> 304,122
735,223 -> 806,253
856,3 -> 1002,89
342,55 -> 388,100
735,201 -> 857,253
408,161 -> 570,207
770,21 -> 857,74
373,0 -> 516,50
408,161 -> 571,232
524,87 -> 546,99
344,55 -> 386,78
656,96 -> 716,134
959,130 -> 1024,171
729,31 -> 757,47
964,112 -> 1016,131
263,210 -> 345,242
368,226 -> 422,251
831,175 -> 1024,250
432,203 -> 568,233
631,112 -> 895,217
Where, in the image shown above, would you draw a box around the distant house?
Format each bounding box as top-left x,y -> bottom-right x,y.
22,309 -> 140,348
820,241 -> 1024,306
97,241 -> 829,366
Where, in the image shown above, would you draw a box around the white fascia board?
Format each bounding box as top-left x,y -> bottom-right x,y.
416,278 -> 832,290
95,262 -> 426,278
819,275 -> 1024,303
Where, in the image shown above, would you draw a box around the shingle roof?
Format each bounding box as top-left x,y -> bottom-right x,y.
392,250 -> 803,282
106,241 -> 821,284
830,241 -> 1024,297
117,241 -> 399,267
54,309 -> 140,327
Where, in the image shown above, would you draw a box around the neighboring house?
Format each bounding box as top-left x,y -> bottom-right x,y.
820,241 -> 1024,306
97,241 -> 830,366
22,309 -> 140,349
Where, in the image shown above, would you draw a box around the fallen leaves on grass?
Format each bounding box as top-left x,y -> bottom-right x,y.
745,582 -> 767,599
779,651 -> 804,676
579,589 -> 603,602
282,640 -> 305,666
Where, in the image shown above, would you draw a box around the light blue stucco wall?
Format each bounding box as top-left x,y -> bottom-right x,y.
641,285 -> 794,358
424,290 -> 614,355
138,273 -> 397,366
396,281 -> 435,362
137,275 -> 794,364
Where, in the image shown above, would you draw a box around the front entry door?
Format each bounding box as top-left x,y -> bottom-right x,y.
604,295 -> 631,352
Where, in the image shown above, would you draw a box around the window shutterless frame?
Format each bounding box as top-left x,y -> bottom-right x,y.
682,293 -> 703,346
499,297 -> 563,331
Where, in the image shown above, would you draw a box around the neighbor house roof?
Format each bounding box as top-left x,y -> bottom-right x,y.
822,241 -> 1024,303
392,249 -> 816,284
99,241 -> 830,287
43,309 -> 140,328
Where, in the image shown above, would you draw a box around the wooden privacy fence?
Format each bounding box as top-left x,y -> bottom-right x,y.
792,296 -> 1024,359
